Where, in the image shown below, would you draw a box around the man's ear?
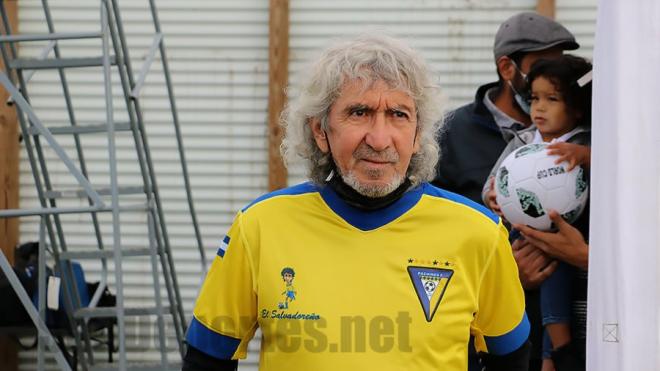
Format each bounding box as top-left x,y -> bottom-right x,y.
496,56 -> 516,81
310,118 -> 329,153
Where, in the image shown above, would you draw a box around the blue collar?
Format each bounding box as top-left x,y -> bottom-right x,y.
319,183 -> 425,231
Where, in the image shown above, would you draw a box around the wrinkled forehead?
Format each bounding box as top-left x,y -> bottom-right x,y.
338,69 -> 412,96
333,77 -> 416,108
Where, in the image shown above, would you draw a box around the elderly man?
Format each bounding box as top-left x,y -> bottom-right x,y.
183,34 -> 529,371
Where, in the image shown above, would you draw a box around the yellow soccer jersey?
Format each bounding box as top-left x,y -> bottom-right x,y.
187,182 -> 528,370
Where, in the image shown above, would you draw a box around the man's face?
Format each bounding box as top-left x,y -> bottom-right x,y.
283,273 -> 293,284
311,79 -> 419,197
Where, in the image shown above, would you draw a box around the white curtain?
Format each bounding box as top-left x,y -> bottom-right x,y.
587,0 -> 660,370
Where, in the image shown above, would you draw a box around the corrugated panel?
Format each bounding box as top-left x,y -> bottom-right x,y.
557,0 -> 598,58
16,0 -> 266,369
15,0 -> 596,369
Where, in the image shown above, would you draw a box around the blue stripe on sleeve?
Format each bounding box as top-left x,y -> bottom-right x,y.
483,312 -> 530,355
186,316 -> 241,359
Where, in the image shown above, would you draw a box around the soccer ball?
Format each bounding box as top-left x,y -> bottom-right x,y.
423,280 -> 437,295
494,143 -> 588,231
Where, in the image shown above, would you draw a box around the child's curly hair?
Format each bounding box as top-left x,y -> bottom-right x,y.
526,54 -> 593,127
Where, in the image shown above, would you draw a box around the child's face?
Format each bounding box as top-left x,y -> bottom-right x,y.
530,76 -> 580,141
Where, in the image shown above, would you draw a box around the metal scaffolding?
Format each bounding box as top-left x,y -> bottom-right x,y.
0,0 -> 205,369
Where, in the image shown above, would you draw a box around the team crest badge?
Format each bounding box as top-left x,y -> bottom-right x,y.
408,266 -> 453,322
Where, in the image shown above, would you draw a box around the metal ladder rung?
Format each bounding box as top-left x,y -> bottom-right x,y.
0,0 -> 192,366
60,247 -> 155,260
74,305 -> 171,319
9,56 -> 117,70
28,122 -> 132,136
45,185 -> 145,199
0,32 -> 102,43
118,203 -> 152,213
89,361 -> 181,371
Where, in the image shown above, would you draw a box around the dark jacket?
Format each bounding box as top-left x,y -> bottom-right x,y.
433,82 -> 545,370
433,82 -> 511,204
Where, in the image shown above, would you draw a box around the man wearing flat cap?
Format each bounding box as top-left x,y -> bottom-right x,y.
432,11 -> 580,371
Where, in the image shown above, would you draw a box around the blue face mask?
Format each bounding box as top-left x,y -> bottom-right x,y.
508,61 -> 531,114
509,80 -> 531,115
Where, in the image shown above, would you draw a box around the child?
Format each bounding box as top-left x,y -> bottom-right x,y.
483,54 -> 593,371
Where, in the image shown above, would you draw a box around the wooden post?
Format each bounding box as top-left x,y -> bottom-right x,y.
536,0 -> 556,19
267,0 -> 289,191
0,1 -> 20,369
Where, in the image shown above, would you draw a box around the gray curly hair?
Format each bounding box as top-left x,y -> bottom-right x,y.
280,33 -> 446,187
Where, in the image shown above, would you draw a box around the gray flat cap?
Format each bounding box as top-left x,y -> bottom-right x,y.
494,12 -> 579,60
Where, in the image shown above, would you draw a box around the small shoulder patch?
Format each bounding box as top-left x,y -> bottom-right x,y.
216,235 -> 230,258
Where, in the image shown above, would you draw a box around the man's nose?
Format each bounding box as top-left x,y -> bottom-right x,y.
364,112 -> 392,151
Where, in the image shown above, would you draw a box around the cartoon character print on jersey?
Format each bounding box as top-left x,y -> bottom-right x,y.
278,267 -> 296,309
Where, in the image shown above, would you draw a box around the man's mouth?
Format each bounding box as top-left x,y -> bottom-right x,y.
362,158 -> 392,164
360,158 -> 393,165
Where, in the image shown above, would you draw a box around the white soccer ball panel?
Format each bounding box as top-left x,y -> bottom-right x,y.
545,188 -> 572,213
500,202 -> 552,230
503,155 -> 536,184
499,202 -> 532,227
534,156 -> 570,190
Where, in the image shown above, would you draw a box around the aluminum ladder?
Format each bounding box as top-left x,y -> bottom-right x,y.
0,0 -> 206,369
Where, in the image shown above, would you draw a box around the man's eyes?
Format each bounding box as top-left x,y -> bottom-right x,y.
347,107 -> 411,120
350,108 -> 367,117
391,109 -> 409,119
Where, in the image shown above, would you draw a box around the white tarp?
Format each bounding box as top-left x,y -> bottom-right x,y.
587,0 -> 660,370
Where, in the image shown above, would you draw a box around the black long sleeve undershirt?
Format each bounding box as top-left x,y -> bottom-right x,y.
182,345 -> 238,371
479,341 -> 531,371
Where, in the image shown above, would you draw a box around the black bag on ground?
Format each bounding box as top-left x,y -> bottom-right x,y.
0,242 -> 40,327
